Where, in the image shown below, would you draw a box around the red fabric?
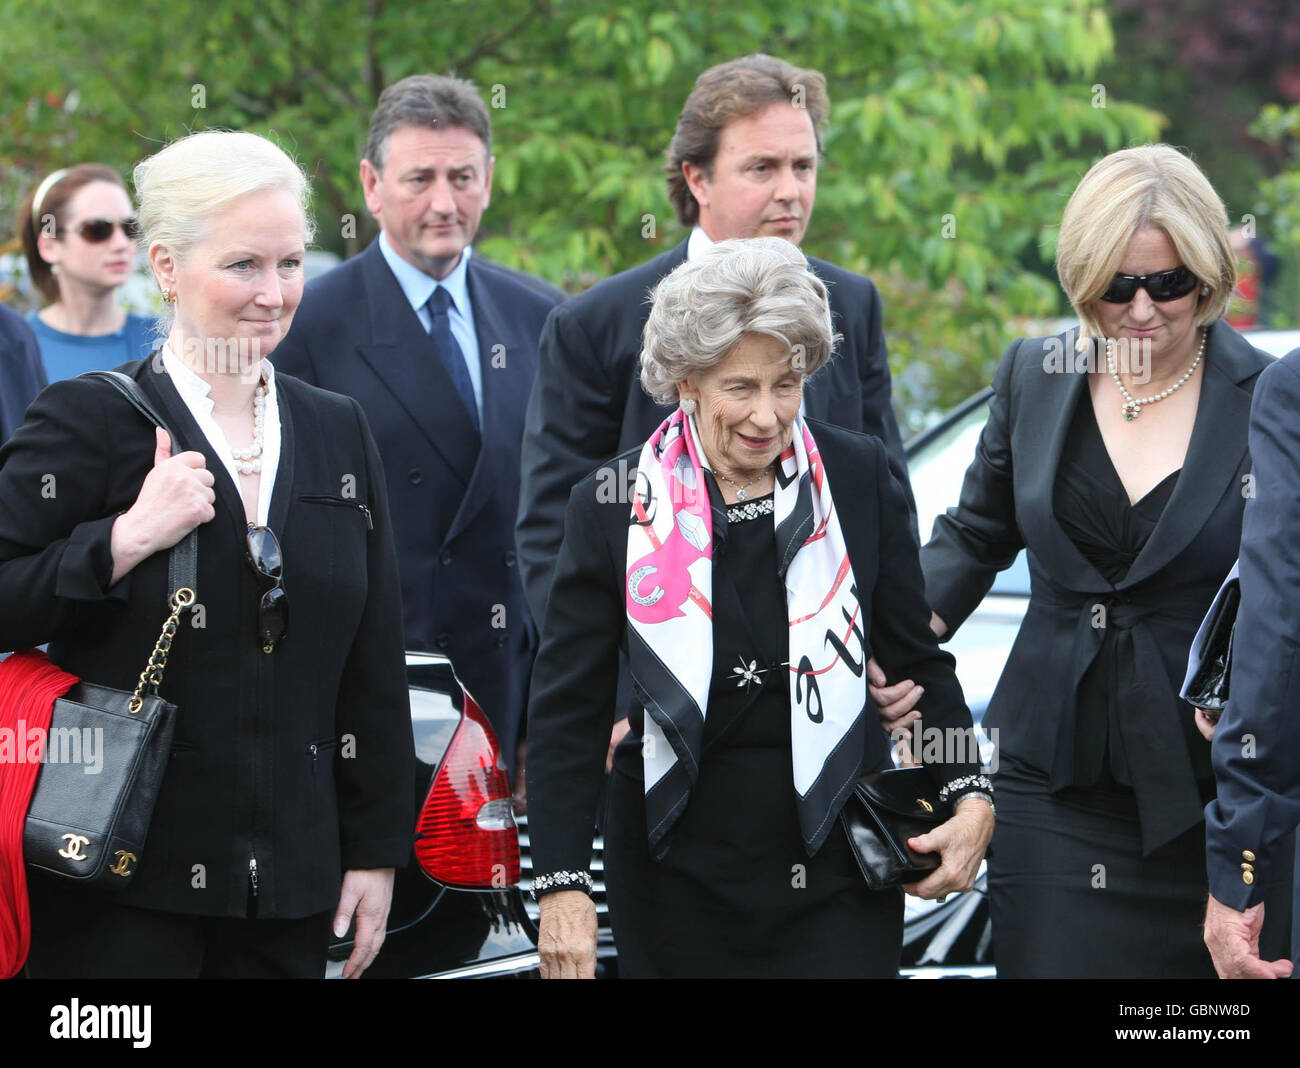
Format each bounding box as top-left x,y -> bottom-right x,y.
0,649 -> 79,978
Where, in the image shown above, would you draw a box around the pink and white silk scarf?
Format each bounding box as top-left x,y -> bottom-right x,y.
625,407 -> 869,855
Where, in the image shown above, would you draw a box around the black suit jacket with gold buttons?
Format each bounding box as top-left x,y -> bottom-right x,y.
1205,346 -> 1300,911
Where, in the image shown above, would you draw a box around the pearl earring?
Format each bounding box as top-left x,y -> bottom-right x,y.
680,397 -> 697,415
1201,286 -> 1210,295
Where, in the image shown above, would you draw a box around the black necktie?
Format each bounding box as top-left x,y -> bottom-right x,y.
426,286 -> 479,434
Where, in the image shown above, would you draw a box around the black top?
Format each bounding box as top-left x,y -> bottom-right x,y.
614,493 -> 789,762
1053,393 -> 1178,788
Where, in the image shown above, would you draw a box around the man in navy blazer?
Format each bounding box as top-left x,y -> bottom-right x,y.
1204,347 -> 1300,978
275,75 -> 558,781
517,54 -> 913,629
1,303 -> 47,443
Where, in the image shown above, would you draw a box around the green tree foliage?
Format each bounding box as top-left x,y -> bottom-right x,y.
1247,102 -> 1300,325
0,0 -> 1161,427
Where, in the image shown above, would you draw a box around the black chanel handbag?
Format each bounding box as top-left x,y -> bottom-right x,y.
841,766 -> 950,890
22,371 -> 196,888
1183,577 -> 1239,713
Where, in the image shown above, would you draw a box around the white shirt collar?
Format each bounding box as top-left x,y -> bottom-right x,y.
378,230 -> 473,315
687,225 -> 715,261
160,340 -> 281,527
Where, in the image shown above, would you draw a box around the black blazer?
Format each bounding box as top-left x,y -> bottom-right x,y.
0,356 -> 415,918
525,419 -> 978,877
1205,348 -> 1300,911
273,241 -> 559,773
516,238 -> 913,625
0,304 -> 47,443
921,322 -> 1272,852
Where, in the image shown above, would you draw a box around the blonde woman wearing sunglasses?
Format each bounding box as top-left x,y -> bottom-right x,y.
19,163 -> 155,381
871,144 -> 1284,977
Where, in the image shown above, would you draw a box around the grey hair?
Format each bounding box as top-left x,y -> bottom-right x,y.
364,74 -> 492,172
133,130 -> 315,264
639,236 -> 837,404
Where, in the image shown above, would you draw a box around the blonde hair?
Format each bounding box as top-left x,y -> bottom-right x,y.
1056,144 -> 1236,348
639,236 -> 837,404
133,130 -> 315,264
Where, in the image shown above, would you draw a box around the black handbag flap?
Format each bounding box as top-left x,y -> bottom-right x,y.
853,767 -> 946,822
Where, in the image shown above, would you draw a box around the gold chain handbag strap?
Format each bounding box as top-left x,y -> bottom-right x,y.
127,587 -> 196,714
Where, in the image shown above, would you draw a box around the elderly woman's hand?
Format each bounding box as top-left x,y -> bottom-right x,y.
110,428 -> 217,583
1194,707 -> 1220,742
867,614 -> 948,738
867,657 -> 923,737
538,890 -> 597,979
902,797 -> 994,900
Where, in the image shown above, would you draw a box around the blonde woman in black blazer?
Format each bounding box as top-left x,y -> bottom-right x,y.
0,131 -> 414,978
874,145 -> 1277,978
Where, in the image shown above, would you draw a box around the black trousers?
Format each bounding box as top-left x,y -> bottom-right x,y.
24,872 -> 333,979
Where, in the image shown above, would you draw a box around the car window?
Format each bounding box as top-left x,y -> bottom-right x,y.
908,398 -> 1030,597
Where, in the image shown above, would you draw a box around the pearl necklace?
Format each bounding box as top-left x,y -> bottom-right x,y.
230,380 -> 268,475
1107,328 -> 1206,422
714,462 -> 774,500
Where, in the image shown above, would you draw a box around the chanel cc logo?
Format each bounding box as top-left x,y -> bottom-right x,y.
109,851 -> 137,877
58,833 -> 91,861
916,798 -> 934,813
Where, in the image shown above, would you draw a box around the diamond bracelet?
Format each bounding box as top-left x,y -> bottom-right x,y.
530,870 -> 595,900
939,774 -> 994,803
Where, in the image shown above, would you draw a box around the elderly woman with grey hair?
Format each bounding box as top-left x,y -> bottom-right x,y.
524,237 -> 993,978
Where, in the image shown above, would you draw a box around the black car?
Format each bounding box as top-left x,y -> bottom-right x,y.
327,652 -> 539,978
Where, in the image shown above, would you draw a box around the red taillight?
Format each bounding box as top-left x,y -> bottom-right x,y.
413,689 -> 520,888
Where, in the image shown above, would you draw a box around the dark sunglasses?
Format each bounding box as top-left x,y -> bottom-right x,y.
68,217 -> 141,243
245,524 -> 289,653
1098,265 -> 1199,304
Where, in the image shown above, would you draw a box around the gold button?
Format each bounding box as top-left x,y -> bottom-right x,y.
1244,871 -> 1255,885
1242,862 -> 1255,871
1244,850 -> 1256,862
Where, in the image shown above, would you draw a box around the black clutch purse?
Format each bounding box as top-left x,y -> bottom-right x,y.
1183,578 -> 1239,713
22,371 -> 196,888
841,766 -> 950,890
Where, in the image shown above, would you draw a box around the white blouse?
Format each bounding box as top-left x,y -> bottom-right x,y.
160,342 -> 282,528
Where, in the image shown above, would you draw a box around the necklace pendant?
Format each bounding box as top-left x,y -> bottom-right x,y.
1122,400 -> 1141,422
736,487 -> 747,500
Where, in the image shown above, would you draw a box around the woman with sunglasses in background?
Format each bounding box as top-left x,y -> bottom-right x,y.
870,144 -> 1281,977
0,131 -> 414,978
19,164 -> 156,381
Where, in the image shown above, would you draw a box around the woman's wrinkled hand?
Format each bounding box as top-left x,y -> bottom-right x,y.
110,428 -> 216,583
902,797 -> 994,900
867,657 -> 923,738
538,890 -> 597,979
1194,707 -> 1220,742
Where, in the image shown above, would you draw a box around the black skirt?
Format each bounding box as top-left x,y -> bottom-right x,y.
988,757 -> 1215,978
603,496 -> 902,978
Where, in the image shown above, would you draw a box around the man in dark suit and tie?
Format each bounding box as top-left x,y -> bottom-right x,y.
517,54 -> 912,634
275,75 -> 559,781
